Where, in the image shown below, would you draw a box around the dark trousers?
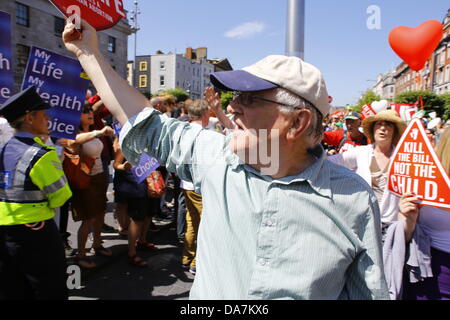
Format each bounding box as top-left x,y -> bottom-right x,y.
0,219 -> 68,300
59,199 -> 71,242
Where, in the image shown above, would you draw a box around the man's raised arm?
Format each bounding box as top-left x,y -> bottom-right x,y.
62,20 -> 150,125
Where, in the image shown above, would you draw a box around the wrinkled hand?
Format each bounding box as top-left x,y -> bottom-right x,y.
100,126 -> 115,137
204,87 -> 221,113
63,19 -> 100,58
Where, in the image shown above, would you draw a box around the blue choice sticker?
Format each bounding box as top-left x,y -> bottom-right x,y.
21,46 -> 90,139
0,11 -> 14,104
112,121 -> 122,137
0,170 -> 12,189
132,153 -> 160,184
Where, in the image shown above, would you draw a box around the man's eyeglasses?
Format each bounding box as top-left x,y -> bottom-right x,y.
232,92 -> 299,109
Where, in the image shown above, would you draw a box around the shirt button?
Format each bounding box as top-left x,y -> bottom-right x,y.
258,258 -> 266,266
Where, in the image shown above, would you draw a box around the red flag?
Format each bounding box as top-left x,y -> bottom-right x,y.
361,104 -> 376,119
389,103 -> 418,122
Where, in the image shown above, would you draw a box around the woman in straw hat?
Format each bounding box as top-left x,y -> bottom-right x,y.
398,127 -> 450,300
328,110 -> 407,228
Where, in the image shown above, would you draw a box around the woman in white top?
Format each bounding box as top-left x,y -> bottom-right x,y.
61,104 -> 115,269
328,110 -> 407,227
399,127 -> 450,300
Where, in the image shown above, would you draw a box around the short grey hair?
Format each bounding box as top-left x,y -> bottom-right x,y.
9,116 -> 26,130
150,97 -> 163,107
273,88 -> 323,140
187,100 -> 209,120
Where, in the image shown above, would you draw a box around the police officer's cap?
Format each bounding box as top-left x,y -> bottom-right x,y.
0,86 -> 51,123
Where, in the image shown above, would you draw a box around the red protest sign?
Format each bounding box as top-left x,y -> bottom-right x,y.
387,118 -> 450,209
49,0 -> 126,31
361,104 -> 376,119
389,103 -> 418,122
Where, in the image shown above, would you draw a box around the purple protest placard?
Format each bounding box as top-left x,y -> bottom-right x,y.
21,46 -> 90,139
0,11 -> 14,104
112,121 -> 122,137
132,153 -> 160,184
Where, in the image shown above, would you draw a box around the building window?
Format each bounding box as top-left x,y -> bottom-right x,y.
15,44 -> 30,85
139,61 -> 148,71
108,36 -> 116,53
160,75 -> 165,86
54,17 -> 65,36
139,75 -> 147,88
177,63 -> 180,69
160,61 -> 165,70
16,3 -> 30,27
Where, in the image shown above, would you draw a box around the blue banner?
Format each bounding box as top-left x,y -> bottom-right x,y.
0,11 -> 14,104
21,46 -> 90,139
132,153 -> 160,184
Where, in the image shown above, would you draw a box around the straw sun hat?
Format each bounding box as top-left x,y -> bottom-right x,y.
362,110 -> 407,145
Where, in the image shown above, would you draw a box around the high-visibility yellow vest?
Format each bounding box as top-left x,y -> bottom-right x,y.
0,136 -> 72,225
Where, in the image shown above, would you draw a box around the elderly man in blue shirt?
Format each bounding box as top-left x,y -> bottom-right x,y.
63,20 -> 389,300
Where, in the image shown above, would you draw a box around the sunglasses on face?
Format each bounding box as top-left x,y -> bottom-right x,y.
232,92 -> 299,109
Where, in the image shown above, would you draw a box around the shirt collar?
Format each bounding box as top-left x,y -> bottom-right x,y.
231,144 -> 332,199
14,131 -> 36,139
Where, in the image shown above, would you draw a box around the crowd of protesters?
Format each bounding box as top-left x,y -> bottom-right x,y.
1,18 -> 450,301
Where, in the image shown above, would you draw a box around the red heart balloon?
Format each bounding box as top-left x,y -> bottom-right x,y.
389,20 -> 443,71
49,0 -> 126,31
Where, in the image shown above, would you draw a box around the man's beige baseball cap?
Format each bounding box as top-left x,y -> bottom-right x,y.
210,55 -> 330,116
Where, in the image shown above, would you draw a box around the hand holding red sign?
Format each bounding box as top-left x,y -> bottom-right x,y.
63,19 -> 100,59
49,0 -> 125,31
387,118 -> 450,209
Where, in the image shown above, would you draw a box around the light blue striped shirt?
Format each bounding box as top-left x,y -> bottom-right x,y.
120,108 -> 389,300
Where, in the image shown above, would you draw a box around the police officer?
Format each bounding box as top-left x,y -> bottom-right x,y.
0,86 -> 72,300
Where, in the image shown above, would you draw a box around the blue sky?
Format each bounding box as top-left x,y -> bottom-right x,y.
123,0 -> 449,106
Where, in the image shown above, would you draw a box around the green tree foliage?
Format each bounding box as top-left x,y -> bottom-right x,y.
356,91 -> 381,110
394,91 -> 445,118
160,88 -> 190,102
440,93 -> 450,121
220,91 -> 234,110
141,91 -> 153,99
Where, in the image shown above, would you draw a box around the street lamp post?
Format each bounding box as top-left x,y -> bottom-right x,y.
184,80 -> 191,98
285,0 -> 305,60
130,0 -> 141,88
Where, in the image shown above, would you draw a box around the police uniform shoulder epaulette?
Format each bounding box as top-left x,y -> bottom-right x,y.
33,137 -> 56,151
